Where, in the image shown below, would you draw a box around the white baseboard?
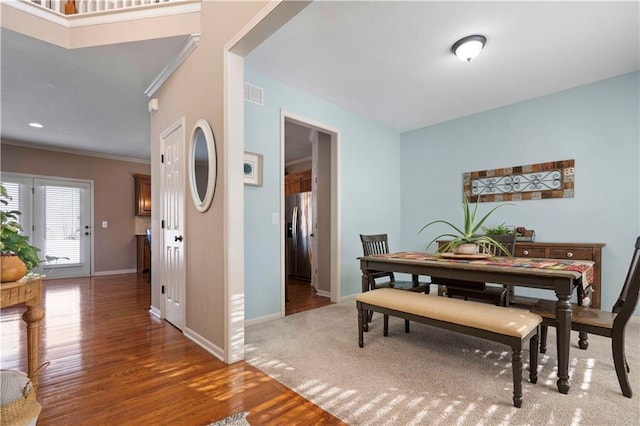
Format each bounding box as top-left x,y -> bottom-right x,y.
93,269 -> 137,276
339,293 -> 359,303
244,311 -> 283,327
149,306 -> 161,318
316,289 -> 331,298
184,326 -> 225,362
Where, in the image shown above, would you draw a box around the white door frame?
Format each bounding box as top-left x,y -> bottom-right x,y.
224,0 -> 317,362
281,110 -> 341,313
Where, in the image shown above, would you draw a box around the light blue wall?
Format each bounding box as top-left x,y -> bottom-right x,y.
400,72 -> 640,313
244,67 -> 403,321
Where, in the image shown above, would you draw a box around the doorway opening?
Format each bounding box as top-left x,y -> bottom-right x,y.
282,114 -> 337,316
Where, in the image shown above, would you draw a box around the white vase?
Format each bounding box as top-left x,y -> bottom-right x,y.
454,243 -> 479,255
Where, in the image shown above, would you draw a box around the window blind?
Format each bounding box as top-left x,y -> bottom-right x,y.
43,185 -> 81,264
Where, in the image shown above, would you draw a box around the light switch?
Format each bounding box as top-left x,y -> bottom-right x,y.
102,221 -> 108,228
272,213 -> 279,225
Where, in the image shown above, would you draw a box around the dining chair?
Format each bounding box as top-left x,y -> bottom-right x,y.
531,236 -> 640,398
360,233 -> 431,330
439,233 -> 518,307
360,234 -> 430,294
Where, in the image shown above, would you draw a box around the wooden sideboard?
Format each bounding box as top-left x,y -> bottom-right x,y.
512,242 -> 604,309
436,240 -> 605,309
0,275 -> 44,391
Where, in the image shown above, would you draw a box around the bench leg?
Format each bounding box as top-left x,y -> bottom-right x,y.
405,319 -> 410,333
539,325 -> 548,354
383,314 -> 389,336
365,310 -> 372,332
529,331 -> 539,384
512,349 -> 523,408
357,305 -> 364,348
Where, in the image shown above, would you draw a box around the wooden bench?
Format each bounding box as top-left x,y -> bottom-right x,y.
356,288 -> 542,407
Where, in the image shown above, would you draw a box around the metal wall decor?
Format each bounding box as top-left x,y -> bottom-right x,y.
463,159 -> 575,203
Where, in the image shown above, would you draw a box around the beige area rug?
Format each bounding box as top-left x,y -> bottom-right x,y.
208,411 -> 250,426
245,301 -> 640,425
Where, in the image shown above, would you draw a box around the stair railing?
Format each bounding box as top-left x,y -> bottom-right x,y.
26,0 -> 183,16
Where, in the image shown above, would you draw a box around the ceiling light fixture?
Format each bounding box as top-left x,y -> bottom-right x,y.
29,122 -> 44,128
452,35 -> 487,62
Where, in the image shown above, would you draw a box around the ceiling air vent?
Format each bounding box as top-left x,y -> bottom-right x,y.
244,82 -> 264,106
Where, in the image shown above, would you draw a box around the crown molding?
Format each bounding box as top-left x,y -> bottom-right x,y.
145,33 -> 200,97
2,140 -> 150,164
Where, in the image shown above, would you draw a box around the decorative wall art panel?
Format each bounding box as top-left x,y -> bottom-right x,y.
463,159 -> 575,203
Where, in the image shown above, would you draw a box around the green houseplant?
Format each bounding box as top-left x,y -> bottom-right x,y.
419,194 -> 514,255
481,223 -> 514,235
1,183 -> 40,281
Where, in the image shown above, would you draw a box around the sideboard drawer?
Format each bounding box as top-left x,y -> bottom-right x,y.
549,248 -> 593,261
515,247 -> 546,258
513,242 -> 604,309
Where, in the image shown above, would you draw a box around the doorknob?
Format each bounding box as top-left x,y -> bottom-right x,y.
175,235 -> 183,242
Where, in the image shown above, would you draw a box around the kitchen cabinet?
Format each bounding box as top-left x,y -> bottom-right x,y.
134,174 -> 151,216
284,170 -> 312,195
136,235 -> 151,273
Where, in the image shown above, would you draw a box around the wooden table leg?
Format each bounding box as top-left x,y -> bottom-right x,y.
22,283 -> 44,393
361,272 -> 370,332
555,291 -> 572,394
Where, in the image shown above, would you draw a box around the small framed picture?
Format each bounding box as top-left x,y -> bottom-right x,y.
243,151 -> 263,187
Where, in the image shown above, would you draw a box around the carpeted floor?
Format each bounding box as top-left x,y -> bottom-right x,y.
208,411 -> 250,426
245,300 -> 640,425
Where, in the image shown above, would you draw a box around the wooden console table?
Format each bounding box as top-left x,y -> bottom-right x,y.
436,241 -> 605,309
0,275 -> 44,391
513,242 -> 605,309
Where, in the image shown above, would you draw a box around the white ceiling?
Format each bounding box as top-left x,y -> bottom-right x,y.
2,2 -> 638,162
1,28 -> 189,160
247,1 -> 639,134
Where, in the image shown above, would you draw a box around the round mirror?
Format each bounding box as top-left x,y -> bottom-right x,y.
188,119 -> 217,212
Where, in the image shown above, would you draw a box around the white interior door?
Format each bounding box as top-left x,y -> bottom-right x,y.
161,119 -> 186,329
1,174 -> 92,278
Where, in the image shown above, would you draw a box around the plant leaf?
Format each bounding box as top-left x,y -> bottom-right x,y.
470,203 -> 515,235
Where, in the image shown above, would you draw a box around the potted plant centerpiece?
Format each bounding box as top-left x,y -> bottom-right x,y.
419,194 -> 514,256
1,183 -> 40,282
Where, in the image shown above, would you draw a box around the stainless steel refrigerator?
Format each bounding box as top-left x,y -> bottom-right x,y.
285,191 -> 312,282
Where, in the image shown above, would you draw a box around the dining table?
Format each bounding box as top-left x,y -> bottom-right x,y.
359,251 -> 595,395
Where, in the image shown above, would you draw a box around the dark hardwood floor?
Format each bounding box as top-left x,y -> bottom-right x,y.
0,274 -> 344,425
285,278 -> 332,316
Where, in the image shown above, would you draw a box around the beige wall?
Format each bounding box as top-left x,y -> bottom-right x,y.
1,142 -> 150,273
150,1 -> 267,351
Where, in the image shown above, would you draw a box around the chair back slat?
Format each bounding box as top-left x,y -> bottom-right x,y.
612,236 -> 640,327
360,234 -> 394,282
482,233 -> 517,256
360,234 -> 390,256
